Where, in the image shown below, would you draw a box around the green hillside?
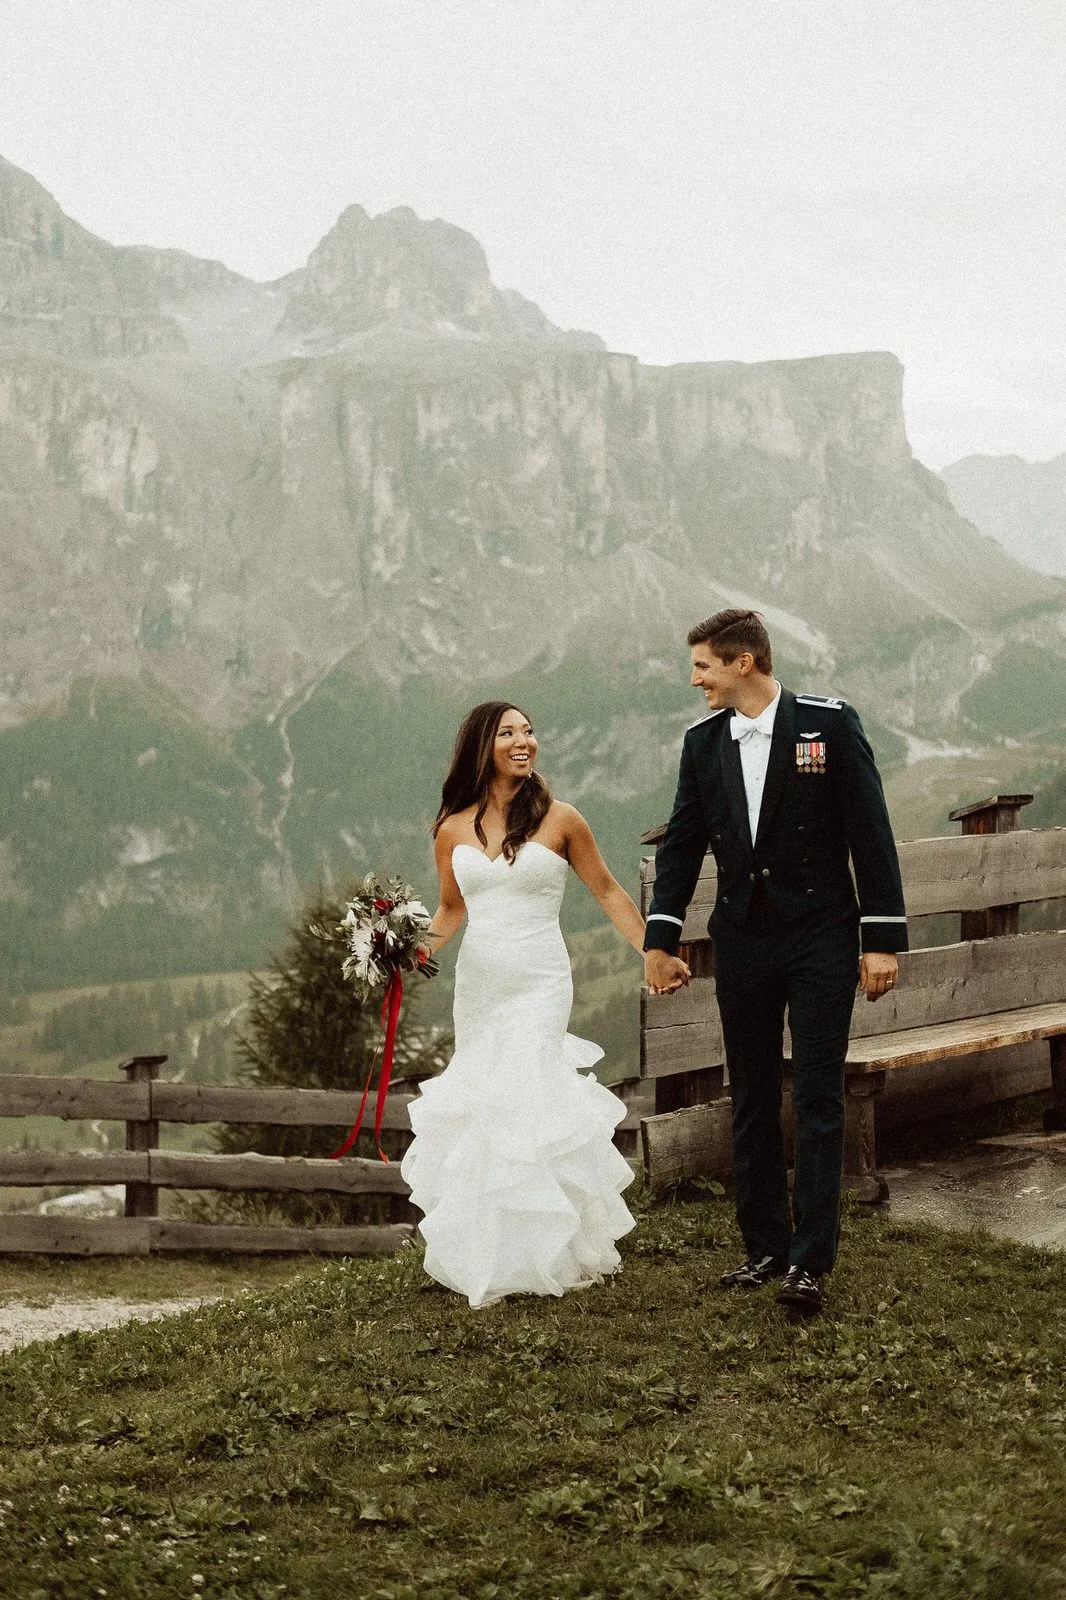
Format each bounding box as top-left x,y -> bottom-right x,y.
0,636 -> 1058,997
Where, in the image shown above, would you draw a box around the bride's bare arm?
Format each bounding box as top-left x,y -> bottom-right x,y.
560,805 -> 646,955
423,821 -> 466,953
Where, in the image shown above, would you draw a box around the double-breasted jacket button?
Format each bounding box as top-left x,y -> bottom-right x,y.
761,867 -> 770,879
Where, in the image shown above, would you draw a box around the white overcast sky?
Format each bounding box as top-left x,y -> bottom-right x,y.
2,0 -> 1064,466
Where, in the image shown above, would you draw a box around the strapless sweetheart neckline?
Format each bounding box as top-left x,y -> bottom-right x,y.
452,839 -> 567,867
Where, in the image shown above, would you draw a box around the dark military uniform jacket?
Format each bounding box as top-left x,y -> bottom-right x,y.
644,690 -> 908,956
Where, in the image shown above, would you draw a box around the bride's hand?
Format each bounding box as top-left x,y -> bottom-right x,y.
644,950 -> 691,995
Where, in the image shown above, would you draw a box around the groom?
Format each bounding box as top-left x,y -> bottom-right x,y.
643,609 -> 907,1314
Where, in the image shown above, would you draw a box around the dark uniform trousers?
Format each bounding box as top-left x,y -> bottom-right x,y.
643,689 -> 908,1280
715,893 -> 858,1275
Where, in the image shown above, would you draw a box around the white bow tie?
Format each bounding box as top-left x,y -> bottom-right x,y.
731,711 -> 773,744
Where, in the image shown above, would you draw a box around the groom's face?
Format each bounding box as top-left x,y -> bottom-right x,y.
690,643 -> 750,710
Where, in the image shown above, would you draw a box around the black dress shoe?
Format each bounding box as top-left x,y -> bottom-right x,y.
719,1255 -> 787,1290
776,1266 -> 823,1314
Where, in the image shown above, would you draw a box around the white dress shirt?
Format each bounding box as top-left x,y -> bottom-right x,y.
730,684 -> 782,845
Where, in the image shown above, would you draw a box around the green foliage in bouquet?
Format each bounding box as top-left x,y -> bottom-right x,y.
196,884 -> 450,1226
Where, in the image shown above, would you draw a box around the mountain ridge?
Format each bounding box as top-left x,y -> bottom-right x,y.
1,154 -> 1064,988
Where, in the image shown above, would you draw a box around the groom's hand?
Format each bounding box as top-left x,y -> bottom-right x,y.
859,952 -> 898,1003
644,950 -> 691,995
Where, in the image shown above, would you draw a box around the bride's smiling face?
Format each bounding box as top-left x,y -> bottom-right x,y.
492,709 -> 538,783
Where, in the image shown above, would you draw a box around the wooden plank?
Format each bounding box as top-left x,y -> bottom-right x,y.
150,1081 -> 415,1130
0,1151 -> 148,1186
642,976 -> 717,1031
640,826 -> 1066,923
0,1076 -> 149,1121
641,1101 -> 734,1192
641,1018 -> 725,1080
897,828 -> 1066,916
0,1216 -> 152,1255
150,1220 -> 414,1255
842,1001 -> 1066,1072
148,1150 -> 409,1194
850,930 -> 1066,1038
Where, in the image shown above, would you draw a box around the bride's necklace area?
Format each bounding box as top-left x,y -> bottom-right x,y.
475,787 -> 523,856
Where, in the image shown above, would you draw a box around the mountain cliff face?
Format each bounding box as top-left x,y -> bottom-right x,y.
1,155 -> 1063,988
941,452 -> 1066,578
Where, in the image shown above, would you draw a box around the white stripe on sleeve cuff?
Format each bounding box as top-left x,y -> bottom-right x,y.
860,916 -> 908,923
646,913 -> 684,927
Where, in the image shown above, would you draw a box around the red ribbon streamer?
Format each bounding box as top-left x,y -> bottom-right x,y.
329,970 -> 403,1162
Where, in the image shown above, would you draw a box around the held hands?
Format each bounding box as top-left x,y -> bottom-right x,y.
644,949 -> 692,996
859,952 -> 898,1003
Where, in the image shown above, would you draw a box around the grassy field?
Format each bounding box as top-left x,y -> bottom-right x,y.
0,1193 -> 1064,1599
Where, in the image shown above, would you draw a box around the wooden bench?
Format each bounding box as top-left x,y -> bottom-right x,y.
637,794 -> 1066,1199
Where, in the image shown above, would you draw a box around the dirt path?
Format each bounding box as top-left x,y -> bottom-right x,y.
0,1294 -> 221,1353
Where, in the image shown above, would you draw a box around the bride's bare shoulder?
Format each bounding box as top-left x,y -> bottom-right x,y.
440,806 -> 477,832
434,813 -> 467,850
548,800 -> 589,841
550,800 -> 584,827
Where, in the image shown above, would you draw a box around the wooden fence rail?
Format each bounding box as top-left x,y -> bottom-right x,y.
0,1061 -> 647,1256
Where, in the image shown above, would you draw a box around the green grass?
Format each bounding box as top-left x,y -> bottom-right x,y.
1,1195 -> 1064,1598
0,1254 -> 316,1307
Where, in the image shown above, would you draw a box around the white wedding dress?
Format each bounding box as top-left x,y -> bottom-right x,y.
401,840 -> 636,1308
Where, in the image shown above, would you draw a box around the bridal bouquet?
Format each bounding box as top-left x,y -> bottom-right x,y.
337,873 -> 439,1000
317,874 -> 439,1161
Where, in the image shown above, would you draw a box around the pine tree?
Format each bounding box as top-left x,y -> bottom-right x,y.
204,885 -> 449,1224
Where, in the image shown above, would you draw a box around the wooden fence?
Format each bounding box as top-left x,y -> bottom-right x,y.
0,1058 -> 646,1256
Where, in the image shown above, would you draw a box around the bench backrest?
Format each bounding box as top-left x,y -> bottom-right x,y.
639,827 -> 1066,1081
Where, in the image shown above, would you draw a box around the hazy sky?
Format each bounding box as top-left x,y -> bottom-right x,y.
2,0 -> 1064,466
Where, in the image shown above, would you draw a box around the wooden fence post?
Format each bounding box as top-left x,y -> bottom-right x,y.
121,1056 -> 167,1219
949,793 -> 1033,939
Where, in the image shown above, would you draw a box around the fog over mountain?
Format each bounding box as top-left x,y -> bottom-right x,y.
940,454 -> 1066,580
2,155 -> 1064,989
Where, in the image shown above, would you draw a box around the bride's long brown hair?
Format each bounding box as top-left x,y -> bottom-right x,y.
433,701 -> 553,863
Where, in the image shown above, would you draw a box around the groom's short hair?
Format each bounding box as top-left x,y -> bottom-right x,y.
687,609 -> 773,674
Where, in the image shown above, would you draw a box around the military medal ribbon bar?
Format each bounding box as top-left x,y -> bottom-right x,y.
796,740 -> 827,772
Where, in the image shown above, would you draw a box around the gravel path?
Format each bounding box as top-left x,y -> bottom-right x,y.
0,1296 -> 221,1352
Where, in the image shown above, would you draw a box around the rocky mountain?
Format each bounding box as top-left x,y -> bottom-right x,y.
1,155 -> 1064,990
941,452 -> 1066,578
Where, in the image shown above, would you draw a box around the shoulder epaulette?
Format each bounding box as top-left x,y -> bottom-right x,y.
686,708 -> 728,729
796,693 -> 845,709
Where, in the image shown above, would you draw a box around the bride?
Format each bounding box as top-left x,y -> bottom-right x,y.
400,701 -> 646,1308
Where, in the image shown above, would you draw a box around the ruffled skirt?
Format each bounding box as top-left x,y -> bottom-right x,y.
400,1019 -> 636,1309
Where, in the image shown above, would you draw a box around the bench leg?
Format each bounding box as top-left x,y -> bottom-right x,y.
843,1071 -> 889,1205
1043,1037 -> 1066,1132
